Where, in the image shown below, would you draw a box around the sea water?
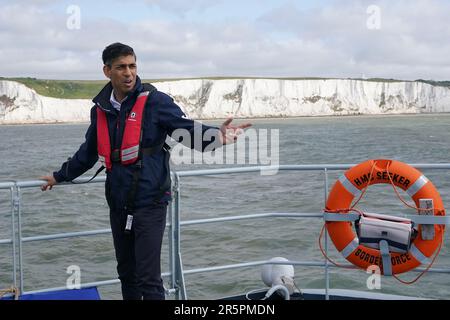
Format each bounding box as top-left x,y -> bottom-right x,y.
0,114 -> 449,299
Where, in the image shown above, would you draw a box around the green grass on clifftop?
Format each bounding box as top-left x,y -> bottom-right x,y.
1,77 -> 448,99
1,77 -> 107,99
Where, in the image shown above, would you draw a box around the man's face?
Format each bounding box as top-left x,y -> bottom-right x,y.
103,54 -> 137,100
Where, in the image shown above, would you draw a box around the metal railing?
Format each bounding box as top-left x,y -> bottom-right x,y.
1,163 -> 450,300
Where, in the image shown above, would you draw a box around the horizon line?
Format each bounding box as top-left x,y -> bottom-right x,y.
2,76 -> 449,83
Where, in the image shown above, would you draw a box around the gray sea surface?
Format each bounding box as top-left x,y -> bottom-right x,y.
0,114 -> 450,299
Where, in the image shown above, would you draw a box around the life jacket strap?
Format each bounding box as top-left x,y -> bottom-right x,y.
141,141 -> 166,156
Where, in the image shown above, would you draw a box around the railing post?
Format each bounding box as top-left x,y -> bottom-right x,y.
10,186 -> 17,289
168,173 -> 175,298
170,172 -> 187,300
324,168 -> 330,300
14,185 -> 24,295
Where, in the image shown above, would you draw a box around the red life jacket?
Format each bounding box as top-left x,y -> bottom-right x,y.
96,91 -> 150,170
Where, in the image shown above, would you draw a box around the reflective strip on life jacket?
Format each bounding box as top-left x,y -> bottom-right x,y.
121,145 -> 140,162
120,91 -> 149,165
97,91 -> 150,170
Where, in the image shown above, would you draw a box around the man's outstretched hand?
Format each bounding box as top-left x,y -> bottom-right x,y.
219,117 -> 252,145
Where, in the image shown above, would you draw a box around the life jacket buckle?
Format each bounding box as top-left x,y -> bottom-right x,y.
111,149 -> 120,162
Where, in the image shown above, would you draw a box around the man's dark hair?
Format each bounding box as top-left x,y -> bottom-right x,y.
102,42 -> 136,66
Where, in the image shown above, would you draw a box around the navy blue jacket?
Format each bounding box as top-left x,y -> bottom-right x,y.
53,76 -> 220,210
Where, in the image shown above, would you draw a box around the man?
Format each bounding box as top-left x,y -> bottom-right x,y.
40,42 -> 251,300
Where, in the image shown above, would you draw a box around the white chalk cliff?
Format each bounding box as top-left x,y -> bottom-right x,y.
1,78 -> 450,124
0,80 -> 91,124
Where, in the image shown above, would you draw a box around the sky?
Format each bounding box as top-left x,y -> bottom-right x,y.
1,0 -> 450,80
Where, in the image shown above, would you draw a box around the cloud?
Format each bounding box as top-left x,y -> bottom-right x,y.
0,3 -> 147,79
1,0 -> 450,80
142,0 -> 223,13
258,0 -> 450,80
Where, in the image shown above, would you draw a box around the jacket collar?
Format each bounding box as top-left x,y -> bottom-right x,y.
93,76 -> 143,113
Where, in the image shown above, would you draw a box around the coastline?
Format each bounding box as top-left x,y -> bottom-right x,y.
1,112 -> 449,126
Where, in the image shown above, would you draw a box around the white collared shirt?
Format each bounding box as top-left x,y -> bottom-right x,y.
110,90 -> 127,112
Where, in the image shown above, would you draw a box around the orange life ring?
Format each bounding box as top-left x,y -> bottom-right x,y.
325,159 -> 445,275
